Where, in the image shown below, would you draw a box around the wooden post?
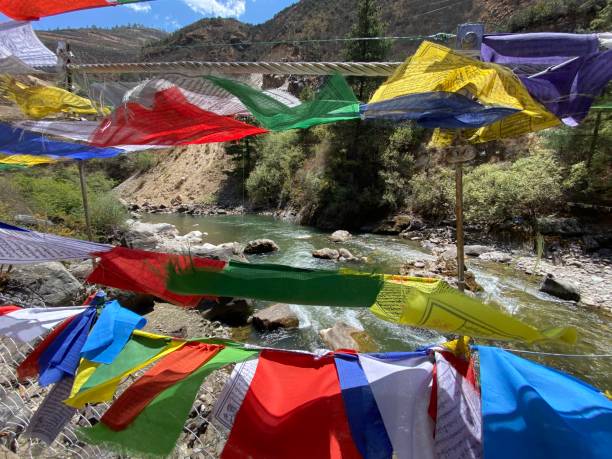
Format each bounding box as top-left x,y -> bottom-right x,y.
587,111 -> 602,170
455,161 -> 465,292
78,161 -> 93,241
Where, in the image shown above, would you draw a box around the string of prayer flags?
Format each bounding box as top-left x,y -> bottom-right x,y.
0,0 -> 155,21
219,350 -> 362,459
37,307 -> 96,386
367,41 -> 560,143
66,330 -> 183,408
520,50 -> 612,126
0,76 -> 106,119
0,122 -> 124,160
0,305 -> 88,343
0,221 -> 112,265
478,346 -> 612,459
206,74 -> 361,131
80,300 -> 146,364
167,260 -> 577,343
79,346 -> 257,458
100,342 -> 222,430
88,247 -> 225,307
89,86 -> 268,147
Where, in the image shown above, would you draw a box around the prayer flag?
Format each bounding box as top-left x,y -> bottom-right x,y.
101,342 -> 223,430
221,350 -> 362,459
26,377 -> 76,445
369,41 -> 560,143
88,246 -> 225,307
433,352 -> 482,459
0,221 -> 112,265
80,300 -> 147,364
167,261 -> 577,343
38,307 -> 96,386
0,76 -> 105,119
520,51 -> 612,126
66,330 -> 184,408
206,74 -> 361,131
358,352 -> 435,459
0,21 -> 57,68
478,346 -> 612,459
0,305 -> 87,343
0,122 -> 124,160
0,154 -> 57,169
481,33 -> 600,66
0,0 -> 155,21
334,352 -> 393,459
89,86 -> 268,147
79,346 -> 257,457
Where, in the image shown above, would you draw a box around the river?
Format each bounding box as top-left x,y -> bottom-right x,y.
142,213 -> 611,389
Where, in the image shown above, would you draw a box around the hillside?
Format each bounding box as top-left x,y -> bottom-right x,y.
142,0 -> 543,62
37,26 -> 167,63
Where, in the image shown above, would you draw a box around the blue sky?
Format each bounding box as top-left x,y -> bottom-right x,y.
0,0 -> 299,32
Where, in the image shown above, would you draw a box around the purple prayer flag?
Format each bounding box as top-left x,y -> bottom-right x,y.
481,33 -> 600,65
520,51 -> 612,126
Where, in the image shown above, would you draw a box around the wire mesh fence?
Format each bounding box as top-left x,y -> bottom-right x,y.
0,336 -> 231,459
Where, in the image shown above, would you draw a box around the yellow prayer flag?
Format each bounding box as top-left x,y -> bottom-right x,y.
371,276 -> 577,344
370,41 -> 560,143
0,154 -> 57,167
65,339 -> 185,409
0,76 -> 107,119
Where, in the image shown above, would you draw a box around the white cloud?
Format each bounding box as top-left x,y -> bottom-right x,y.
125,3 -> 152,13
182,0 -> 246,17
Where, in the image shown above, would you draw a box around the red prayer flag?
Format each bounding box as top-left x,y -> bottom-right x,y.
221,350 -> 362,459
0,305 -> 21,316
0,0 -> 121,21
101,342 -> 223,431
87,247 -> 226,308
90,86 -> 268,147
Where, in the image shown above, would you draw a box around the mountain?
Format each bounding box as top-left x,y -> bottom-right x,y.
141,0 -> 544,62
36,26 -> 167,63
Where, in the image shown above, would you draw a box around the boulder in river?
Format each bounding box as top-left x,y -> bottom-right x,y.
243,239 -> 279,255
252,304 -> 299,331
6,262 -> 83,306
201,298 -> 254,326
338,248 -> 358,262
312,248 -> 340,260
319,321 -> 378,352
330,230 -> 351,243
539,274 -> 581,302
464,245 -> 493,256
479,251 -> 512,263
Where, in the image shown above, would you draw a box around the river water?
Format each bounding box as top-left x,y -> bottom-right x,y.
143,213 -> 611,389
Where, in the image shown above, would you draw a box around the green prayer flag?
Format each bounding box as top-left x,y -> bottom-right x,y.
168,260 -> 384,307
79,346 -> 258,458
206,74 -> 361,131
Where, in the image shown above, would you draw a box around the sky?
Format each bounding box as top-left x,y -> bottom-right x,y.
0,0 -> 300,32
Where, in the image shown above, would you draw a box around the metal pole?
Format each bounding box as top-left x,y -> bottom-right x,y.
455,161 -> 465,292
78,161 -> 93,241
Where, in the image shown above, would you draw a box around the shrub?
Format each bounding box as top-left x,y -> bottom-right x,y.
90,193 -> 128,236
246,132 -> 306,208
463,152 -> 563,224
408,167 -> 454,222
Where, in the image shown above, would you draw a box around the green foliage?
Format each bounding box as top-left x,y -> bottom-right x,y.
506,0 -> 607,32
408,167 -> 454,222
379,123 -> 425,210
1,165 -> 125,239
463,152 -> 564,224
246,132 -> 307,208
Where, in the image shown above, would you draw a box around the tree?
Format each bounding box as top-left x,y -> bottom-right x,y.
345,0 -> 391,100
